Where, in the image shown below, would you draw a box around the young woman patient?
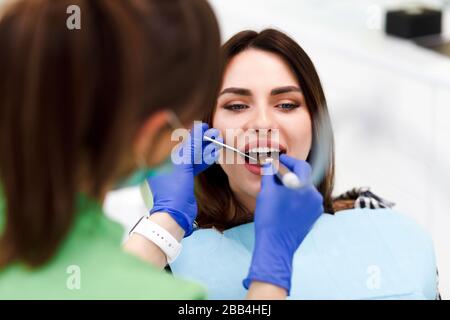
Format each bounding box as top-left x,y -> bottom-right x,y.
169,29 -> 438,300
195,29 -> 335,229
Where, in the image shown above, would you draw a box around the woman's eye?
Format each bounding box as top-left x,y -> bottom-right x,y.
277,103 -> 300,110
223,104 -> 249,111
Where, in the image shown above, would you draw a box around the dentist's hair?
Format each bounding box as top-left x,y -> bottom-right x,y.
195,29 -> 335,230
0,0 -> 221,267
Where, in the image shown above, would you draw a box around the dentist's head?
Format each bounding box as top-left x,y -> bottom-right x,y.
0,0 -> 221,267
196,29 -> 335,230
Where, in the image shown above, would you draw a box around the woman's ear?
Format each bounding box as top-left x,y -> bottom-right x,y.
134,110 -> 174,167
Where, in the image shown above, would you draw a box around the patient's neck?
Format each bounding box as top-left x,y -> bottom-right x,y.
230,186 -> 257,217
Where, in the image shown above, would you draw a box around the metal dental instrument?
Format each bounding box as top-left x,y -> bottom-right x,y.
203,135 -> 302,189
203,135 -> 258,162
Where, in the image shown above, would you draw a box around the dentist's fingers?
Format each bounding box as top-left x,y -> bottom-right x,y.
203,139 -> 223,165
280,154 -> 312,184
202,127 -> 223,165
260,162 -> 279,190
279,154 -> 301,170
189,121 -> 209,132
203,127 -> 221,140
188,122 -> 209,143
188,122 -> 209,164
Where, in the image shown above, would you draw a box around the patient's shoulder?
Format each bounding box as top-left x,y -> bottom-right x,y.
317,207 -> 434,254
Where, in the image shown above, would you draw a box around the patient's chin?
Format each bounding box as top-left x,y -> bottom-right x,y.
242,175 -> 261,197
225,165 -> 262,199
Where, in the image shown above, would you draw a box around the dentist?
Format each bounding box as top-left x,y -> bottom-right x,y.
0,0 -> 323,300
0,0 -> 221,299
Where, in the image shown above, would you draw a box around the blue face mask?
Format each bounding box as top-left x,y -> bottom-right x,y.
115,156 -> 173,190
115,157 -> 174,210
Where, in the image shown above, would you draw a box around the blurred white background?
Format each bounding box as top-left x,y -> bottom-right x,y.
205,0 -> 450,298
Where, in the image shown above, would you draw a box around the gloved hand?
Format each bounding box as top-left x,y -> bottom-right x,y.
243,154 -> 324,294
147,122 -> 222,237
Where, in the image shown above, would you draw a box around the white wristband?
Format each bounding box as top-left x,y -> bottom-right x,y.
130,217 -> 182,263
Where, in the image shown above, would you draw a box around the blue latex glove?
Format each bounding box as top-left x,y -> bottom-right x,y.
147,122 -> 222,236
243,154 -> 324,294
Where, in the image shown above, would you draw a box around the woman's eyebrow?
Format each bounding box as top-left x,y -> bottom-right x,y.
219,87 -> 252,96
270,86 -> 302,95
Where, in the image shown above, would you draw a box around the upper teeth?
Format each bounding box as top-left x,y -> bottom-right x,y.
248,147 -> 280,153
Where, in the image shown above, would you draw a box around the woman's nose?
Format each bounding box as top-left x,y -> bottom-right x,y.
247,106 -> 276,132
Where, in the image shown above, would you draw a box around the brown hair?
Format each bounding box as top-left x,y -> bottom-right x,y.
195,29 -> 335,231
0,0 -> 221,267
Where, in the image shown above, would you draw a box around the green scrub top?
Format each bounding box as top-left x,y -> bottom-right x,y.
0,190 -> 206,299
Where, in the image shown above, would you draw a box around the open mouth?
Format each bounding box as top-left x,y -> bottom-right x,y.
243,145 -> 287,165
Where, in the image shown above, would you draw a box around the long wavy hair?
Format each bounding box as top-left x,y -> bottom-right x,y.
195,29 -> 336,231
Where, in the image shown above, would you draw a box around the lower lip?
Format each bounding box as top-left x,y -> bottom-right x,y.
244,162 -> 262,175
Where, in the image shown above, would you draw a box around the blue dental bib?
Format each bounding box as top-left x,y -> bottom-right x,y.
170,209 -> 437,299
